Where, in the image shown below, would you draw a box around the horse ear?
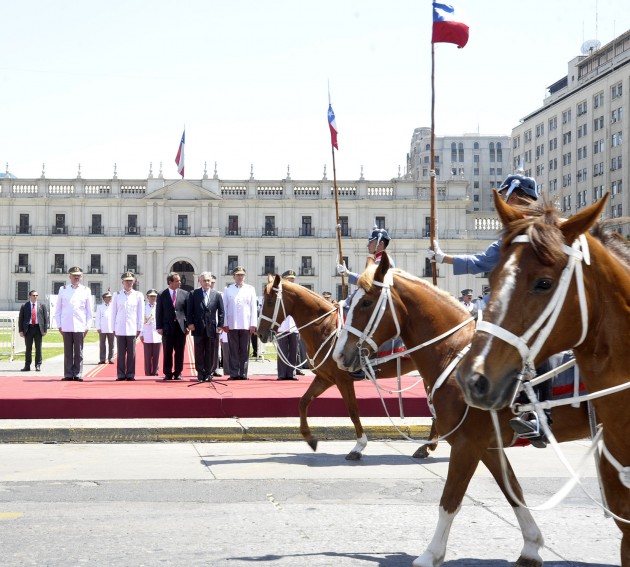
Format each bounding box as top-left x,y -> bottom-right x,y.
273,274 -> 281,287
493,190 -> 526,225
267,273 -> 274,284
560,192 -> 609,244
374,252 -> 390,283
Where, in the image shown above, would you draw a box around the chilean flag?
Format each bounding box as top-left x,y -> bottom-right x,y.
328,104 -> 338,150
432,3 -> 469,49
175,130 -> 185,178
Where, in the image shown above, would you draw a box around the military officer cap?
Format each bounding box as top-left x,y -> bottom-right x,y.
282,270 -> 296,280
69,266 -> 83,275
232,266 -> 246,275
121,271 -> 135,280
322,291 -> 332,298
146,289 -> 158,296
102,290 -> 112,299
461,289 -> 473,296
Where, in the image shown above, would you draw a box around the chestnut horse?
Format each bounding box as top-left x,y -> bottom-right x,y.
457,193 -> 630,566
257,274 -> 426,461
333,254 -> 591,567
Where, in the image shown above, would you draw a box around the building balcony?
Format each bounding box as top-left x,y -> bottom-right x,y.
51,225 -> 68,235
299,227 -> 314,237
225,227 -> 241,236
125,226 -> 140,235
261,267 -> 276,276
89,226 -> 104,235
123,265 -> 141,275
16,225 -> 32,235
88,266 -> 104,275
262,228 -> 278,237
51,265 -> 67,275
300,267 -> 315,276
175,227 -> 191,236
15,264 -> 31,274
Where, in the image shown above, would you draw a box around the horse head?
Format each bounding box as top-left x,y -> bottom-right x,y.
257,273 -> 285,343
333,253 -> 401,372
457,190 -> 609,410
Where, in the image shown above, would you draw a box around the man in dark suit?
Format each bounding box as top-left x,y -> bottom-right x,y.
156,272 -> 189,380
187,272 -> 224,382
18,290 -> 48,372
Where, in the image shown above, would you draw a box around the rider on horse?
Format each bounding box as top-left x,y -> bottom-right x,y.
337,227 -> 402,379
427,172 -> 553,448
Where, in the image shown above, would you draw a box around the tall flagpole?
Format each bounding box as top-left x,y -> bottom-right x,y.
332,145 -> 346,300
429,42 -> 438,286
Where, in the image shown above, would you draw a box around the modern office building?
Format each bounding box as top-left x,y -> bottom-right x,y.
407,128 -> 512,212
512,29 -> 629,237
0,168 -> 499,310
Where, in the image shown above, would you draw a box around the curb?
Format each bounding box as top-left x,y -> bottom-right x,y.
0,420 -> 434,444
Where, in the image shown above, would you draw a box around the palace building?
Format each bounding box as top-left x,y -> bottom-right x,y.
0,168 -> 499,309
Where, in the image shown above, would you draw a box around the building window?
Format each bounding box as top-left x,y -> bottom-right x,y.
496,142 -> 503,162
126,255 -> 138,273
90,254 -> 101,274
177,215 -> 189,235
339,216 -> 350,237
54,214 -> 66,234
227,256 -> 238,275
91,214 -> 102,235
89,282 -> 102,304
489,142 -> 495,162
374,216 -> 385,229
300,216 -> 312,237
53,254 -> 65,274
52,281 -> 64,295
301,256 -> 313,276
16,281 -> 29,302
264,216 -> 276,237
451,143 -> 457,162
264,256 -> 275,275
127,214 -> 138,234
18,213 -> 30,234
228,215 -> 239,236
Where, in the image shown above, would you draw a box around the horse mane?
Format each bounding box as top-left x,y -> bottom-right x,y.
501,202 -> 630,270
357,265 -> 470,316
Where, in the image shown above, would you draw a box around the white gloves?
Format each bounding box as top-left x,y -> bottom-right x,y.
427,240 -> 446,264
337,263 -> 348,275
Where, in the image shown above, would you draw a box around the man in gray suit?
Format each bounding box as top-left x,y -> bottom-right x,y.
187,272 -> 224,382
18,290 -> 49,372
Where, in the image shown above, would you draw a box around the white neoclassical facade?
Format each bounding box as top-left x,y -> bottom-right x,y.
0,171 -> 501,310
512,28 -> 630,237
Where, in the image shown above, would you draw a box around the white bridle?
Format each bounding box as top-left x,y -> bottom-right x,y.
257,280 -> 340,372
476,234 -> 590,381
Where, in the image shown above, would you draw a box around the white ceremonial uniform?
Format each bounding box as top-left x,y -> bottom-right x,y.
278,315 -> 298,334
55,285 -> 94,332
111,289 -> 144,335
142,302 -> 162,343
223,283 -> 258,329
95,303 -> 114,333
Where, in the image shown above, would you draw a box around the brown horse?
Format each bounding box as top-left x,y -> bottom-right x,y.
333,254 -> 591,567
457,193 -> 630,566
256,274 -> 429,461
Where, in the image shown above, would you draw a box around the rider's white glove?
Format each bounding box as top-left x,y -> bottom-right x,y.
337,263 -> 348,275
427,240 -> 446,264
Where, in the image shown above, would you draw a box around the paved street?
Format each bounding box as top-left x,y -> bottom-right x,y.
0,439 -> 620,567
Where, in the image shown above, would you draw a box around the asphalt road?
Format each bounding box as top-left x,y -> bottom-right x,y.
0,439 -> 620,567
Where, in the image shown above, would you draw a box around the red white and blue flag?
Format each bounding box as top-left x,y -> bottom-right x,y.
327,104 -> 338,150
175,130 -> 185,178
432,3 -> 469,49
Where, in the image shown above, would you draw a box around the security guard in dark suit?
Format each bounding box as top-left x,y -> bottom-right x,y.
18,289 -> 49,371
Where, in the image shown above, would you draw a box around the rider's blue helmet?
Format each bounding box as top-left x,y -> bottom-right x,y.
368,227 -> 390,248
499,174 -> 539,200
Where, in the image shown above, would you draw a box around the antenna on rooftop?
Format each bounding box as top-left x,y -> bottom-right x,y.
581,39 -> 601,55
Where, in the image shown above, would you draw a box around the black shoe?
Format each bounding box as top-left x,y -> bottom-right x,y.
228,376 -> 239,380
116,377 -> 126,381
35,365 -> 41,371
162,376 -> 173,381
61,377 -> 73,381
212,371 -> 222,377
98,361 -> 105,365
197,376 -> 206,382
125,377 -> 135,381
20,367 -> 30,372
295,369 -> 305,376
108,360 -> 114,364
173,375 -> 182,380
73,377 -> 83,382
349,370 -> 365,380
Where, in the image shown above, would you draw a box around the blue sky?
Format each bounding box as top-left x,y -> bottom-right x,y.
2,0 -> 628,181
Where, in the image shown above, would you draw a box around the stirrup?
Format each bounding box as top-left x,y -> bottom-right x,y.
509,412 -> 541,439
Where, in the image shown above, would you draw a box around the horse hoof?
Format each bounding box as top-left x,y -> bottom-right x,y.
345,451 -> 362,461
412,446 -> 430,459
307,439 -> 318,452
514,556 -> 542,567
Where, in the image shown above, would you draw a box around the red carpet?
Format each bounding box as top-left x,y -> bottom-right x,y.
0,338 -> 430,419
